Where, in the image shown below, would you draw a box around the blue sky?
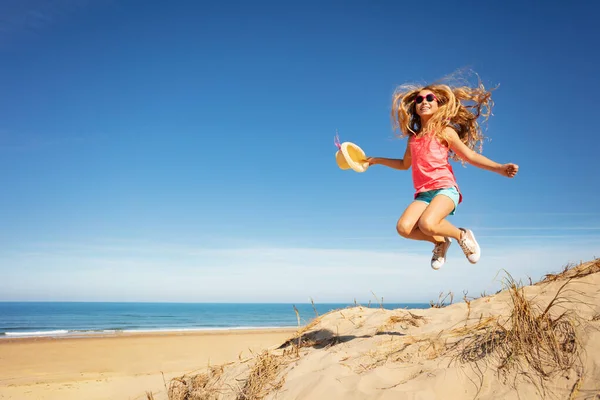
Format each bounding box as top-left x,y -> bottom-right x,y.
1,0 -> 599,303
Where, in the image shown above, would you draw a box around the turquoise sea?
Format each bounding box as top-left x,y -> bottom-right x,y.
0,302 -> 429,338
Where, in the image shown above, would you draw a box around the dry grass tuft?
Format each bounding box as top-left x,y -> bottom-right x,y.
168,350 -> 288,400
430,291 -> 454,308
449,315 -> 498,339
449,273 -> 582,392
168,365 -> 225,400
236,351 -> 286,400
418,337 -> 446,360
390,312 -> 425,327
378,312 -> 426,333
539,259 -> 600,284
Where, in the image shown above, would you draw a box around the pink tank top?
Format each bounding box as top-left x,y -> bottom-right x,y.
409,132 -> 462,203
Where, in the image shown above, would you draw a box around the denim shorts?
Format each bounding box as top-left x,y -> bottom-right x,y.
415,186 -> 461,215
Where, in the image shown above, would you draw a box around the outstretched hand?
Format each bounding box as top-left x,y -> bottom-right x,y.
365,157 -> 379,166
499,163 -> 519,178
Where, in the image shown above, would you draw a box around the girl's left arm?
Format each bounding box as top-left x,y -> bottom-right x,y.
444,127 -> 519,178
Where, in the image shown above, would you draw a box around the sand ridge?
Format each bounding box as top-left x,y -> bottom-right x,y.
168,260 -> 600,400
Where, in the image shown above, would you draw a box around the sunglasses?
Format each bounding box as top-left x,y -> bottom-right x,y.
415,94 -> 437,104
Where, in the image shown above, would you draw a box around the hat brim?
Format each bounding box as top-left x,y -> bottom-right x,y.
341,142 -> 369,173
336,150 -> 351,170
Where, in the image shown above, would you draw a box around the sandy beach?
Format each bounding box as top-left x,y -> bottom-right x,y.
0,328 -> 295,400
2,262 -> 600,400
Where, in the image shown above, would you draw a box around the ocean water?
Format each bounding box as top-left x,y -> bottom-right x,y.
0,302 -> 429,338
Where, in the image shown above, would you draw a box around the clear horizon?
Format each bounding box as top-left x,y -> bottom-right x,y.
1,1 -> 599,303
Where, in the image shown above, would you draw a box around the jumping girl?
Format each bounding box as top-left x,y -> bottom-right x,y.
366,73 -> 519,270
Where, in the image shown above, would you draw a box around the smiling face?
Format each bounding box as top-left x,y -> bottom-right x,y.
414,90 -> 439,118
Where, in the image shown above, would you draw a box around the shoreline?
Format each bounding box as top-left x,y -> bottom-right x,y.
0,325 -> 298,342
0,327 -> 297,400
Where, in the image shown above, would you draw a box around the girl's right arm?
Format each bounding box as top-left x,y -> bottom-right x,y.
444,127 -> 518,178
366,141 -> 411,170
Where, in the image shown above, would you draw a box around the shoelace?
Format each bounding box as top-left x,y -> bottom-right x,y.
458,237 -> 474,256
432,242 -> 445,258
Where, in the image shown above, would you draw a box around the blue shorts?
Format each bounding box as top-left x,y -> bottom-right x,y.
415,186 -> 461,215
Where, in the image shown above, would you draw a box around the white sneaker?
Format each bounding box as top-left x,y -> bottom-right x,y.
431,237 -> 452,270
458,228 -> 481,264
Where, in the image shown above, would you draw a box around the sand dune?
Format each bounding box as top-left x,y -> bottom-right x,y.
167,259 -> 600,400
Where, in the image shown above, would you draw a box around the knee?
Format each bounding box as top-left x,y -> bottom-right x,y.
418,217 -> 437,236
396,220 -> 413,238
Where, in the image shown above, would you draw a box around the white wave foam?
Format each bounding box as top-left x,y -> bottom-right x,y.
4,330 -> 69,337
0,326 -> 296,339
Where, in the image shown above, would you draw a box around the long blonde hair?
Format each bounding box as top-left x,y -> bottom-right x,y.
390,71 -> 496,161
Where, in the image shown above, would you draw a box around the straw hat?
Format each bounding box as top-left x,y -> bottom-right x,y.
337,142 -> 369,173
335,150 -> 351,170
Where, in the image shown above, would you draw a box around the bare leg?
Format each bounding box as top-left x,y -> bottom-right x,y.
417,195 -> 463,240
396,201 -> 445,244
